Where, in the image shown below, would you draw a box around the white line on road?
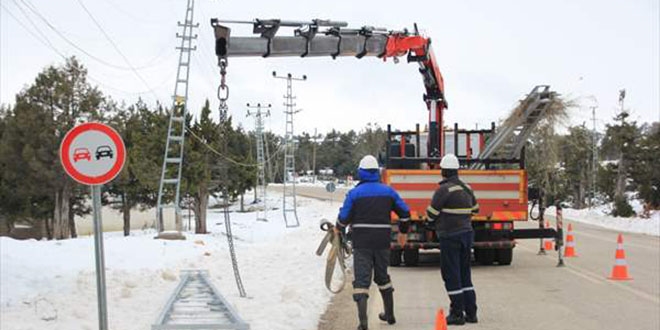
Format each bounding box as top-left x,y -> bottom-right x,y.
518,244 -> 660,305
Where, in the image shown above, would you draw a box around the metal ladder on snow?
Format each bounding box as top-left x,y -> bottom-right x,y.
471,85 -> 557,169
155,0 -> 199,234
152,270 -> 249,330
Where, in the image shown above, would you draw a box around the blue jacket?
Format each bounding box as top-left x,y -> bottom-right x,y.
337,168 -> 411,249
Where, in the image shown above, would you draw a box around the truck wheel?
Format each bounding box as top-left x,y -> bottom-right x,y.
403,248 -> 419,266
496,248 -> 513,265
390,250 -> 402,267
475,248 -> 495,265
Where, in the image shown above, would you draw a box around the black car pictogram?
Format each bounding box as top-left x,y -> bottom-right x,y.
95,145 -> 113,160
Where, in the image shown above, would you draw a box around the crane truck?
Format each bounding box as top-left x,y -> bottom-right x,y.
210,18 -> 561,266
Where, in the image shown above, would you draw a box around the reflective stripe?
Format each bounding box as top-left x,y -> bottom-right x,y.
398,218 -> 410,222
427,206 -> 440,216
399,190 -> 520,199
448,186 -> 462,192
378,283 -> 393,291
336,221 -> 347,227
472,204 -> 480,210
447,289 -> 463,295
615,259 -> 627,266
462,286 -> 474,292
441,208 -> 474,215
352,224 -> 391,229
353,288 -> 370,295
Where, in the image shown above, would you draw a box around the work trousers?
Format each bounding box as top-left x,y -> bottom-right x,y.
352,248 -> 393,301
438,230 -> 477,317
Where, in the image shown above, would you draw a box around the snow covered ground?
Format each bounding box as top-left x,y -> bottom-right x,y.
545,204 -> 660,237
1,193 -> 341,330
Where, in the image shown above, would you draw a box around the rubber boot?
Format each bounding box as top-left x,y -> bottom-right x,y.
378,289 -> 396,324
446,311 -> 466,326
356,296 -> 368,330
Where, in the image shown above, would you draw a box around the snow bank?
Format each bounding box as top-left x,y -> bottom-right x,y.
545,206 -> 660,237
1,194 -> 340,330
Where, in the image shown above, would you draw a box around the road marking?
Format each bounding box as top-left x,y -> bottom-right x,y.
545,215 -> 659,252
571,229 -> 659,252
518,244 -> 660,305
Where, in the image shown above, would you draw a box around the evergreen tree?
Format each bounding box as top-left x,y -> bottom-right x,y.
629,122 -> 660,212
601,111 -> 640,216
560,125 -> 594,208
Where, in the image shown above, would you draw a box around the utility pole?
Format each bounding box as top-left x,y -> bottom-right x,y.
590,105 -> 598,209
614,89 -> 627,203
312,128 -> 318,184
247,103 -> 271,222
155,0 -> 198,238
273,71 -> 306,228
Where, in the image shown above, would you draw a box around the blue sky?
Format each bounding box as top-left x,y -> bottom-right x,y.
1,0 -> 658,136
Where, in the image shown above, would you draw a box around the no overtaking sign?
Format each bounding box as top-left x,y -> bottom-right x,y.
60,122 -> 126,185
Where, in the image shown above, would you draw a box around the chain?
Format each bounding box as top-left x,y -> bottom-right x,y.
224,188 -> 247,297
216,57 -> 246,297
218,58 -> 229,122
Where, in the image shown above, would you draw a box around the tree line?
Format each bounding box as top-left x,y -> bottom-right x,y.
1,58 -> 657,240
526,109 -> 659,217
0,58 -> 389,239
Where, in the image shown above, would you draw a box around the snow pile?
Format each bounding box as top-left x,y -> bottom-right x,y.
1,194 -> 340,330
546,206 -> 660,237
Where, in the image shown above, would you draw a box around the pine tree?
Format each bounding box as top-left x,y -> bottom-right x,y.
601,111 -> 639,217
560,125 -> 594,208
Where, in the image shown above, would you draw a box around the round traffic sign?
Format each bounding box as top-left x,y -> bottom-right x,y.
325,182 -> 336,193
60,122 -> 126,185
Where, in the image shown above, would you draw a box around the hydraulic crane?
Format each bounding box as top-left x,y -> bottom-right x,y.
210,18 -> 562,267
211,18 -> 448,159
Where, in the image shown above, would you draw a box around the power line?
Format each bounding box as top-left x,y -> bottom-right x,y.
186,126 -> 284,168
17,0 -> 148,72
74,0 -> 160,100
0,2 -> 156,98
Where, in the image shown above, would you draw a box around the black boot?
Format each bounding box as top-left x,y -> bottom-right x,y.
377,288 -> 396,324
446,312 -> 466,326
356,296 -> 368,330
465,313 -> 478,323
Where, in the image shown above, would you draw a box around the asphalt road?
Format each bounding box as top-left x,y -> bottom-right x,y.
281,185 -> 660,330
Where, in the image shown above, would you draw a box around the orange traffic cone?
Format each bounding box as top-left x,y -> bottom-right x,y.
608,234 -> 632,280
564,223 -> 577,257
435,308 -> 447,330
544,220 -> 554,250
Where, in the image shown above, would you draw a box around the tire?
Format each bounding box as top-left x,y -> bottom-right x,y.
496,248 -> 513,265
475,248 -> 495,265
403,248 -> 419,266
390,250 -> 402,267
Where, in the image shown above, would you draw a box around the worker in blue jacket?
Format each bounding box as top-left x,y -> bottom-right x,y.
336,155 -> 411,330
426,153 -> 479,325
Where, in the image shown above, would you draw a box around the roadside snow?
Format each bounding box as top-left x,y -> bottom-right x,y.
546,206 -> 660,237
1,194 -> 339,330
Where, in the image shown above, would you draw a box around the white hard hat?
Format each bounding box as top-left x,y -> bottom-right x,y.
440,153 -> 460,170
358,155 -> 379,170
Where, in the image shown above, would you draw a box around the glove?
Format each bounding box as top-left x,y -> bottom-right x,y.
398,220 -> 410,234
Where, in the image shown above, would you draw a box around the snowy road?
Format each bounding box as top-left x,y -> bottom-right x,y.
292,185 -> 660,330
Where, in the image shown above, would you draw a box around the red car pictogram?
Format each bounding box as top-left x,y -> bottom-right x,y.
73,148 -> 91,162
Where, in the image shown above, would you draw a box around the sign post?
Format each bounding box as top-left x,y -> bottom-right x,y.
60,122 -> 126,330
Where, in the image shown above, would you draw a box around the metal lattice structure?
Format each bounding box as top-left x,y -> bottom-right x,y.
155,0 -> 198,234
273,72 -> 305,228
472,85 -> 557,169
247,103 -> 271,222
152,270 -> 249,329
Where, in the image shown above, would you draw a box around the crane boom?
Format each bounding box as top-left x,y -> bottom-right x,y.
211,18 -> 448,159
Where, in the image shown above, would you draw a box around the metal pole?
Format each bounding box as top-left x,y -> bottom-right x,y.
591,105 -> 598,209
537,190 -> 546,255
91,185 -> 109,330
556,203 -> 565,267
